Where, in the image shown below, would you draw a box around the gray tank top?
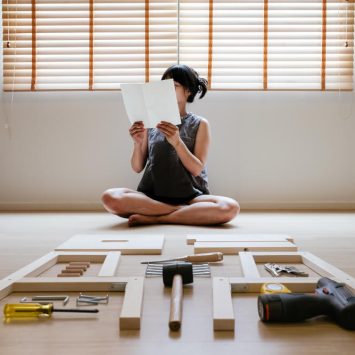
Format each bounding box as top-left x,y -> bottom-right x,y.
137,113 -> 210,200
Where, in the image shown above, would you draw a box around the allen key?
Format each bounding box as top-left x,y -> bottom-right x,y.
76,299 -> 99,306
31,295 -> 69,306
20,297 -> 54,305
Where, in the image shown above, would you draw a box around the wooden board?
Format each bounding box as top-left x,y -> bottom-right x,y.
212,251 -> 355,331
55,234 -> 164,255
194,241 -> 297,254
0,251 -> 144,330
187,234 -> 294,245
212,277 -> 234,331
119,277 -> 145,330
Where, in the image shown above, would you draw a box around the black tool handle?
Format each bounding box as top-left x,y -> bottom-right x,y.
169,274 -> 183,331
258,294 -> 331,322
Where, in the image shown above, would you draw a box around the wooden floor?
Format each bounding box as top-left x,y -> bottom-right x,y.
0,211 -> 355,355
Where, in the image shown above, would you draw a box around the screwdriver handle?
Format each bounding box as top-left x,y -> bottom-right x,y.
185,252 -> 223,263
4,303 -> 99,318
4,303 -> 53,318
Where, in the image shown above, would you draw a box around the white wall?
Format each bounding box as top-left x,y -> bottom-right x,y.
1,88 -> 354,210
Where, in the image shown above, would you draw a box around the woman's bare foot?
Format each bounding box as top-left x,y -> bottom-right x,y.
128,214 -> 158,227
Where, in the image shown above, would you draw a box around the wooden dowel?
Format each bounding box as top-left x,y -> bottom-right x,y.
69,262 -> 90,267
66,266 -> 87,271
61,269 -> 84,275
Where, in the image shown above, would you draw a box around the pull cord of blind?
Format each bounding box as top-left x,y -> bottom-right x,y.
177,0 -> 180,64
337,0 -> 353,120
2,0 -> 17,138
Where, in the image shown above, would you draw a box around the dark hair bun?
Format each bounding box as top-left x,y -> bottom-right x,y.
162,64 -> 208,103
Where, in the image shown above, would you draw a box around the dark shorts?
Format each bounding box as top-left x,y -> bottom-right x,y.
144,192 -> 203,206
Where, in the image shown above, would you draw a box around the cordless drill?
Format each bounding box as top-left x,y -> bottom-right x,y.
258,277 -> 355,330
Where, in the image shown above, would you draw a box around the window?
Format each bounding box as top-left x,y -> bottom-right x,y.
2,0 -> 354,91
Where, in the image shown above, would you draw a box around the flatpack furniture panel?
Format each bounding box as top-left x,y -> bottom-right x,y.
186,234 -> 297,254
55,234 -> 164,255
194,241 -> 297,254
186,234 -> 294,245
212,251 -> 355,331
0,251 -> 144,330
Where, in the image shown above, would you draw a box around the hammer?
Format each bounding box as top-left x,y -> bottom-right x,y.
163,262 -> 193,331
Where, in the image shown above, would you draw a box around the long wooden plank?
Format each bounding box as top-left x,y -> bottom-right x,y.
0,280 -> 14,300
55,234 -> 165,255
57,252 -> 109,263
239,252 -> 260,278
12,277 -> 128,292
250,252 -> 304,264
194,241 -> 297,255
229,277 -> 320,293
302,252 -> 355,286
119,277 -> 145,330
98,252 -> 121,277
187,234 -> 294,245
1,252 -> 58,280
213,277 -> 234,331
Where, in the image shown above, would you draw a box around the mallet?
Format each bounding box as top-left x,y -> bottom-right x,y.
162,262 -> 193,331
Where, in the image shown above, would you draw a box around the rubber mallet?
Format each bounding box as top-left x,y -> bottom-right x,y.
163,262 -> 193,331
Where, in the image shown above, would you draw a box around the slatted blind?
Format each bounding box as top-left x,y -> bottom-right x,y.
179,0 -> 354,90
2,0 -> 354,91
2,0 -> 177,91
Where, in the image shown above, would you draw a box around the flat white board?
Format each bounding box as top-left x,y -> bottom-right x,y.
187,234 -> 294,245
55,234 -> 164,255
194,241 -> 298,255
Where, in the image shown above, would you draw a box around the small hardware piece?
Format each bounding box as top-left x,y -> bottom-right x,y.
264,263 -> 309,277
76,293 -> 110,306
146,263 -> 210,277
31,295 -> 70,306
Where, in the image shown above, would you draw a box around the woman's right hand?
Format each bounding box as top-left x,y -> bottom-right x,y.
129,121 -> 146,145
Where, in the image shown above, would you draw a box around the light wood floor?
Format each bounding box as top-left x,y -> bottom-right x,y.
0,211 -> 355,355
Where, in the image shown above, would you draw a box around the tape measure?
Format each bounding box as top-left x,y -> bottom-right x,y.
261,283 -> 291,294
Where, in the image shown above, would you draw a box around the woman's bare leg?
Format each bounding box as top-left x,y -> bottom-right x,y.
128,195 -> 240,226
101,188 -> 180,218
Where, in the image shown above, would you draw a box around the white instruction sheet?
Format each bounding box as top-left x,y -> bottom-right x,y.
121,79 -> 181,128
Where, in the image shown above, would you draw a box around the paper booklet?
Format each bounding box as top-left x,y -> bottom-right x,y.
121,79 -> 181,128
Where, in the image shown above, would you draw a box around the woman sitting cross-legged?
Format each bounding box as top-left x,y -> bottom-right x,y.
102,64 -> 240,227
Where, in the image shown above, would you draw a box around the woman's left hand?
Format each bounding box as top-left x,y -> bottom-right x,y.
156,121 -> 181,147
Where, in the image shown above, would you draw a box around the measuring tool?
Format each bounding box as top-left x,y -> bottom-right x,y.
261,283 -> 291,294
4,303 -> 99,318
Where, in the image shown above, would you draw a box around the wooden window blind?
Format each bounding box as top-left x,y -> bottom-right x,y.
179,0 -> 354,91
2,0 -> 177,91
2,0 -> 354,91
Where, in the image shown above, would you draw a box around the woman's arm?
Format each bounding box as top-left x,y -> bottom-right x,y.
129,121 -> 148,173
157,119 -> 210,177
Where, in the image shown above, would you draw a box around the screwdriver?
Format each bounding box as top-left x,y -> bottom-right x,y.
4,303 -> 99,318
141,252 -> 223,264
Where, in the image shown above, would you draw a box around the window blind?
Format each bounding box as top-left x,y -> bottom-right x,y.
2,0 -> 177,91
179,0 -> 354,91
2,0 -> 354,91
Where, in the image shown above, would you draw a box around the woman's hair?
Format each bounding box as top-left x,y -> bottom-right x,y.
161,64 -> 208,103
